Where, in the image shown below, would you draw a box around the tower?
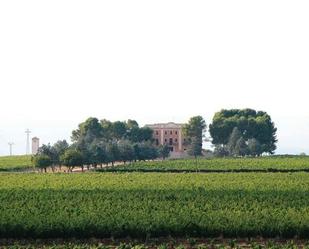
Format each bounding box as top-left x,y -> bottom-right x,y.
32,137 -> 40,155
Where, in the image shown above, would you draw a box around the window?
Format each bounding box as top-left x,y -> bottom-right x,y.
175,138 -> 178,143
169,147 -> 174,152
165,139 -> 167,143
170,131 -> 172,135
155,139 -> 159,146
155,131 -> 159,135
169,138 -> 173,145
165,131 -> 167,135
175,131 -> 178,135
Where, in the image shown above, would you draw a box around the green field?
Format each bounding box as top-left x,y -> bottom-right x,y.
0,239 -> 308,249
100,157 -> 309,172
0,155 -> 33,171
1,172 -> 309,239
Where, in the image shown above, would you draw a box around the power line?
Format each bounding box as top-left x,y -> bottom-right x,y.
25,129 -> 31,155
8,142 -> 14,156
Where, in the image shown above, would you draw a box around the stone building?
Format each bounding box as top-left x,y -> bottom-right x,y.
145,122 -> 188,157
32,137 -> 40,155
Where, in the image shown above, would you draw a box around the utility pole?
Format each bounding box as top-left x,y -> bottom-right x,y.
8,142 -> 14,156
25,129 -> 31,155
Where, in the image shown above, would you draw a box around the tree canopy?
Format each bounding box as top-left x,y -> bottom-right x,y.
183,116 -> 207,157
209,109 -> 277,155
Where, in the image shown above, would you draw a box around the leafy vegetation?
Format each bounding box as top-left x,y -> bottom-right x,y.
0,155 -> 32,171
99,157 -> 309,172
210,109 -> 277,155
0,173 -> 309,238
0,239 -> 308,248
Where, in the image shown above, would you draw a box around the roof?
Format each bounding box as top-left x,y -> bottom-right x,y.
145,122 -> 184,129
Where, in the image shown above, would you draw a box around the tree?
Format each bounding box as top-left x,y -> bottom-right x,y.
209,109 -> 277,154
52,140 -> 69,169
118,140 -> 135,164
158,144 -> 170,160
37,143 -> 58,171
60,148 -> 83,172
183,116 -> 207,157
111,121 -> 127,141
106,142 -> 120,166
89,140 -> 107,168
234,137 -> 248,157
227,127 -> 242,156
135,142 -> 158,161
32,155 -> 52,173
248,138 -> 262,156
187,136 -> 202,158
71,117 -> 103,144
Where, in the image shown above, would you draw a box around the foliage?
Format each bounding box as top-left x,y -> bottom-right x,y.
158,144 -> 170,160
209,109 -> 277,154
32,154 -> 52,172
0,173 -> 309,238
183,116 -> 206,157
60,148 -> 83,172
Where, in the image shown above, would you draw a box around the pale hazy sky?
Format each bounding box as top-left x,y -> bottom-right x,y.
0,1 -> 309,155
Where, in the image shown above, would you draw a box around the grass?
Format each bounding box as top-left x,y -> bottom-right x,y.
0,155 -> 33,172
0,172 -> 309,238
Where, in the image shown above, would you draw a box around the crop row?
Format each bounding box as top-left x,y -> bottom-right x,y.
102,157 -> 309,172
0,173 -> 309,238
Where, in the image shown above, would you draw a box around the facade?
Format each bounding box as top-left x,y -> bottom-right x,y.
32,137 -> 40,155
145,122 -> 188,157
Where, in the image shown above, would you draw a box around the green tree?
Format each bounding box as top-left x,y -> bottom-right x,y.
52,140 -> 69,169
209,109 -> 277,154
106,142 -> 120,166
111,121 -> 127,141
71,117 -> 103,144
118,140 -> 135,164
187,136 -> 202,158
234,137 -> 248,157
60,148 -> 83,172
248,138 -> 262,156
158,144 -> 170,160
183,116 -> 207,157
227,127 -> 242,156
32,154 -> 52,173
89,140 -> 107,168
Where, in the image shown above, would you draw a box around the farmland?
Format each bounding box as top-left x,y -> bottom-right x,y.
100,157 -> 309,172
0,172 -> 309,239
0,155 -> 33,171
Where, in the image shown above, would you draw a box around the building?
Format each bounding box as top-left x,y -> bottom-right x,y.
32,137 -> 40,155
145,122 -> 188,157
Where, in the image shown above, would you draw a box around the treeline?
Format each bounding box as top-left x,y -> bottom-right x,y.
33,118 -> 170,172
32,108 -> 278,171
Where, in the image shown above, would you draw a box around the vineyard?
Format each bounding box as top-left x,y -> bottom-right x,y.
0,155 -> 33,171
0,172 -> 309,239
99,157 -> 309,172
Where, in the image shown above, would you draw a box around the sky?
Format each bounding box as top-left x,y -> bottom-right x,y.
0,0 -> 309,155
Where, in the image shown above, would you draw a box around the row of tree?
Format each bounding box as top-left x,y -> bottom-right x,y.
32,118 -> 172,172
